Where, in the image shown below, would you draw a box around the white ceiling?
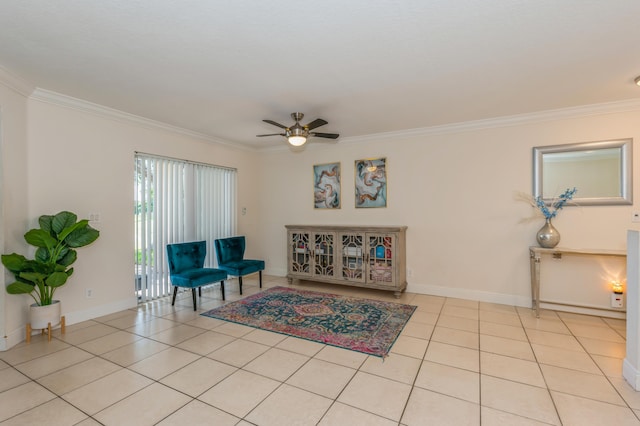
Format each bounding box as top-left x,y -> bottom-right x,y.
1,0 -> 640,149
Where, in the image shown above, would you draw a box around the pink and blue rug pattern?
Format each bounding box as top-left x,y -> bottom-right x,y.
201,286 -> 416,357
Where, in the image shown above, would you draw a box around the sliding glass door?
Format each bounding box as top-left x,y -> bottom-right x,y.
134,153 -> 237,302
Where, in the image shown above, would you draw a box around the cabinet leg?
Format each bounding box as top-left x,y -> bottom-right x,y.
529,251 -> 542,318
393,291 -> 401,299
287,277 -> 293,284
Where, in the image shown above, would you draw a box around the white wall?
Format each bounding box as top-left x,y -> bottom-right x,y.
0,71 -> 30,350
10,94 -> 259,343
3,75 -> 640,348
256,107 -> 640,312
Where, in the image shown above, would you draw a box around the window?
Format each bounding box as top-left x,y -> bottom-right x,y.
134,153 -> 237,302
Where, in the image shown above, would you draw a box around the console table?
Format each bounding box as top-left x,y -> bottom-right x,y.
529,246 -> 626,317
286,225 -> 407,297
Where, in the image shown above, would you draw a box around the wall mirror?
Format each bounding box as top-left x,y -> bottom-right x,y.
533,138 -> 632,205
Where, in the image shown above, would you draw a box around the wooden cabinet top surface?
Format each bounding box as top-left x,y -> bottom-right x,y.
286,225 -> 407,232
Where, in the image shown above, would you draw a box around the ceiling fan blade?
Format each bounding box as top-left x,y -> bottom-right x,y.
305,118 -> 328,130
256,133 -> 286,137
263,119 -> 288,129
310,132 -> 339,139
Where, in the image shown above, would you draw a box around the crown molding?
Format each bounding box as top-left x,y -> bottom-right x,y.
0,66 -> 35,97
27,86 -> 640,151
29,88 -> 251,152
341,98 -> 640,145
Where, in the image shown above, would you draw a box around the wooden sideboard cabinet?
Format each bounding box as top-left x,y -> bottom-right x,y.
286,225 -> 407,297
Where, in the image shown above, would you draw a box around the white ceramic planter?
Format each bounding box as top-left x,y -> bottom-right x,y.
29,300 -> 61,330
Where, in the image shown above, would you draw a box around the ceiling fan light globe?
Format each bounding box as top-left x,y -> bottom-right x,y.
288,136 -> 307,146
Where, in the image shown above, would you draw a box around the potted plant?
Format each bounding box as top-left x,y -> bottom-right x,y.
1,211 -> 100,332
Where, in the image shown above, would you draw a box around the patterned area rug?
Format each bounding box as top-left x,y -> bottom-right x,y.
201,286 -> 416,357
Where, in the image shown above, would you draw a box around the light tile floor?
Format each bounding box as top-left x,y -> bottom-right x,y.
1,275 -> 639,425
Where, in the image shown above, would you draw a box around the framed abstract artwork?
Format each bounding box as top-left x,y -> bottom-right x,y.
355,157 -> 387,208
314,162 -> 341,209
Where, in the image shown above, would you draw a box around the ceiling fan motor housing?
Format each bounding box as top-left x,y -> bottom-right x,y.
288,123 -> 309,138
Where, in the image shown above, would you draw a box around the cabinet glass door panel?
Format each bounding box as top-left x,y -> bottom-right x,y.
313,232 -> 335,277
367,234 -> 394,284
340,233 -> 365,282
290,232 -> 311,275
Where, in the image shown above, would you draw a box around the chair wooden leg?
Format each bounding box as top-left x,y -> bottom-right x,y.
239,276 -> 243,295
220,280 -> 225,301
259,271 -> 263,288
172,286 -> 178,306
192,288 -> 197,311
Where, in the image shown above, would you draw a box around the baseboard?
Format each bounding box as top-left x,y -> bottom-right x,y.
263,275 -> 626,318
406,282 -> 532,308
406,282 -> 626,319
2,326 -> 26,351
0,297 -> 138,351
623,359 -> 640,390
64,297 -> 138,325
539,301 -> 626,319
265,267 -> 287,277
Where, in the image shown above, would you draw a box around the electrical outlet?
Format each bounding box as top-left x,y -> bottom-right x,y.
407,268 -> 413,277
611,293 -> 623,308
89,213 -> 101,223
633,211 -> 640,223
85,288 -> 94,298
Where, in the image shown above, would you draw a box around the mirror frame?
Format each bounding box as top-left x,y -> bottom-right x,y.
533,138 -> 633,206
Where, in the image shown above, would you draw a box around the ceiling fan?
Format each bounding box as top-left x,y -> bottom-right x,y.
257,112 -> 339,146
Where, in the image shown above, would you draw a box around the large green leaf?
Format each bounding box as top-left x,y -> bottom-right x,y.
58,249 -> 77,267
57,221 -> 85,242
45,272 -> 68,287
19,271 -> 46,283
23,259 -> 51,274
38,215 -> 54,234
6,282 -> 36,295
1,253 -> 27,271
52,211 -> 77,235
35,247 -> 50,263
66,226 -> 100,248
24,229 -> 56,249
56,247 -> 69,262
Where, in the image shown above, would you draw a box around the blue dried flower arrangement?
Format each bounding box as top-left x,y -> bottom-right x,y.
535,187 -> 577,219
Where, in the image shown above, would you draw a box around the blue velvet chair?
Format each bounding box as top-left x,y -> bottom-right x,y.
214,236 -> 265,295
166,241 -> 228,311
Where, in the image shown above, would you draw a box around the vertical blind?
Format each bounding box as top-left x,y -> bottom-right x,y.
134,153 -> 237,302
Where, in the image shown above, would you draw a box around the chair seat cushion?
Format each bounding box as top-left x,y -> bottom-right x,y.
218,259 -> 265,277
171,268 -> 227,288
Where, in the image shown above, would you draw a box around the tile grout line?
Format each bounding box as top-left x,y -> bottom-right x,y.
0,280 -> 636,425
554,313 -> 640,421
